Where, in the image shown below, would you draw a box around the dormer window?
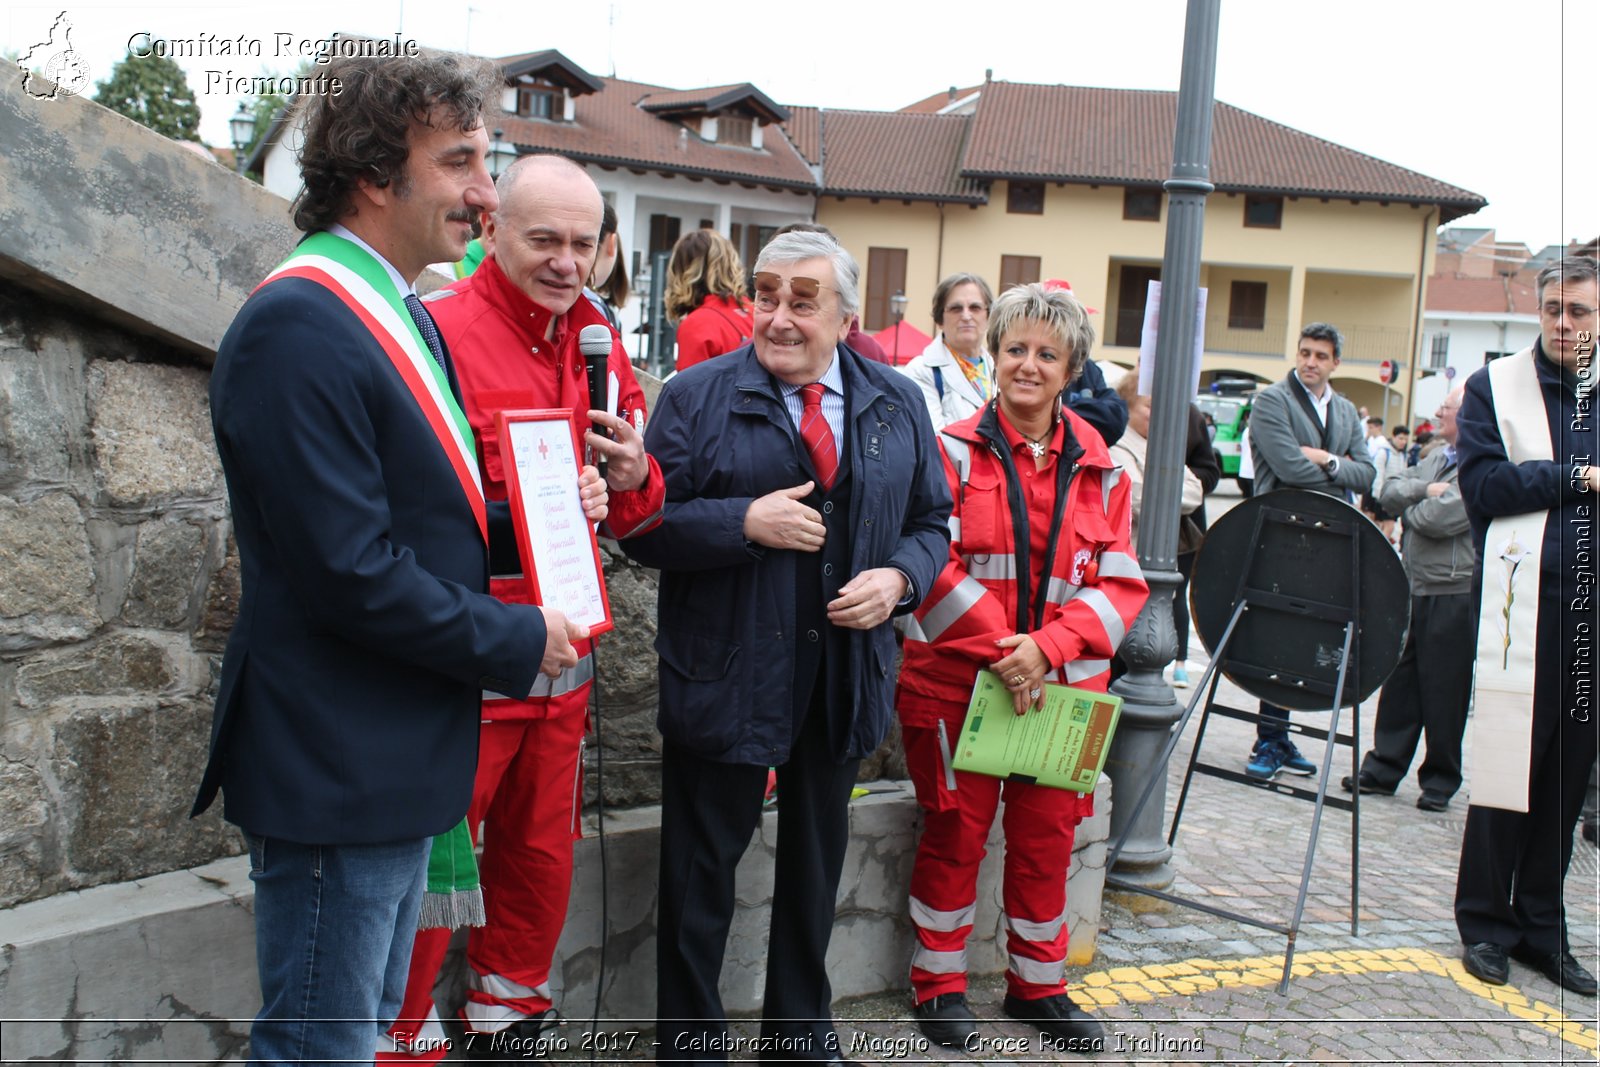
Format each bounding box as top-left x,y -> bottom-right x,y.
517,85 -> 559,120
496,50 -> 601,122
640,84 -> 788,150
718,115 -> 753,146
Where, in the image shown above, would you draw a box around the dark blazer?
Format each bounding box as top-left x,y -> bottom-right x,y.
1248,371 -> 1374,497
193,274 -> 547,844
1459,341 -> 1596,584
621,343 -> 952,765
1064,358 -> 1129,447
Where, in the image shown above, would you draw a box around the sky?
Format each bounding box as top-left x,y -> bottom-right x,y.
6,0 -> 1595,251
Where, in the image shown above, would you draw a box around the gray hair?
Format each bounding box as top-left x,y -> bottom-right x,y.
1299,322 -> 1343,360
985,283 -> 1096,381
1536,256 -> 1599,303
931,272 -> 994,324
754,230 -> 860,319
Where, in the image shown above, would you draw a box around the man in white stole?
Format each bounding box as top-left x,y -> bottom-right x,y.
1453,256 -> 1599,996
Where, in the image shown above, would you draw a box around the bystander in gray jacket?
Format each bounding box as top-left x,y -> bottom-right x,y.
1378,448 -> 1475,595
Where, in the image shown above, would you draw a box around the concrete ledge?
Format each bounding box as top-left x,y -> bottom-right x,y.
0,854 -> 254,1063
0,778 -> 1110,1059
0,79 -> 297,361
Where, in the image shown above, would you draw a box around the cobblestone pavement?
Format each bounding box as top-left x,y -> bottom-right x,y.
519,487 -> 1599,1063
821,657 -> 1600,1065
534,648 -> 1599,1065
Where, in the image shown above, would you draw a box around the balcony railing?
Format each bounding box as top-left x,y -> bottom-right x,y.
1112,311 -> 1412,365
1204,319 -> 1288,357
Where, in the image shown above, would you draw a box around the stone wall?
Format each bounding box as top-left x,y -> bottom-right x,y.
0,78 -> 295,909
0,287 -> 243,908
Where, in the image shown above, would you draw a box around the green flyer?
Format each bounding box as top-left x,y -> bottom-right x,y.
951,670 -> 1123,793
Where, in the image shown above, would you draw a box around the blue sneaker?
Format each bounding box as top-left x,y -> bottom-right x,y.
1172,664 -> 1190,688
1279,741 -> 1317,776
1245,740 -> 1287,780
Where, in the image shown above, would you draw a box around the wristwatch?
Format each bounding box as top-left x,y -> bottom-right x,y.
1322,456 -> 1340,475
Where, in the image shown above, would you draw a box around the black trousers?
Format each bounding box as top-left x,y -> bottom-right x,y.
656,697 -> 861,1063
1455,590 -> 1599,953
1175,549 -> 1196,661
1359,591 -> 1474,797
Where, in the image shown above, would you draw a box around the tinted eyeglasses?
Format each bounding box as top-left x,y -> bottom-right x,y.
944,301 -> 988,317
753,272 -> 838,317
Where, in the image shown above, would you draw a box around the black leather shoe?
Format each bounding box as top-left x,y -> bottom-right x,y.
913,992 -> 978,1049
1341,774 -> 1395,796
1584,821 -> 1598,846
1416,791 -> 1450,812
463,1009 -> 562,1062
1461,942 -> 1509,985
1510,946 -> 1599,996
1002,994 -> 1105,1053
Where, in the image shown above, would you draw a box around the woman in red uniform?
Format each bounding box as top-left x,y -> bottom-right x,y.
665,228 -> 753,372
896,282 -> 1147,1052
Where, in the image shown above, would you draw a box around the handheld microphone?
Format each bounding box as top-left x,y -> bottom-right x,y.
579,324 -> 613,480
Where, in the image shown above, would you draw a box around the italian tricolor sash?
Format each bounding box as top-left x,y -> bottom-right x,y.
1468,346 -> 1547,813
259,231 -> 487,541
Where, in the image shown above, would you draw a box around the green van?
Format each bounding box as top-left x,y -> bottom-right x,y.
1194,381 -> 1256,495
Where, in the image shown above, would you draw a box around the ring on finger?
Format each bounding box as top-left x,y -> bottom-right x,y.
1030,688 -> 1041,700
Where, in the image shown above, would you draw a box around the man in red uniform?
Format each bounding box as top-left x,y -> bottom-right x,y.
383,154 -> 663,1062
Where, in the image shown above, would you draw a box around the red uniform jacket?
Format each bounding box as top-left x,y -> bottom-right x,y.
673,294 -> 752,372
898,404 -> 1147,724
426,255 -> 665,719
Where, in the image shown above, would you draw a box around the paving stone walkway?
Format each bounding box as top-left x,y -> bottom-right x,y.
816,655 -> 1600,1064
538,650 -> 1599,1064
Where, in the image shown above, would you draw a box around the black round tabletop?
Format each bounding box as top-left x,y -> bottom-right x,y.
1190,489 -> 1409,710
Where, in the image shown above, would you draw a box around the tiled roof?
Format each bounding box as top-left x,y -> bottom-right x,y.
799,110 -> 985,202
786,106 -> 820,165
494,75 -> 815,190
899,85 -> 984,114
1425,274 -> 1538,315
960,82 -> 1485,218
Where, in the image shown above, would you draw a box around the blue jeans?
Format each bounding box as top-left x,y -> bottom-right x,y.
1256,702 -> 1290,745
246,833 -> 429,1065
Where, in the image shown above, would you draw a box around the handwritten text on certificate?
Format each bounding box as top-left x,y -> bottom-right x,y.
505,418 -> 608,630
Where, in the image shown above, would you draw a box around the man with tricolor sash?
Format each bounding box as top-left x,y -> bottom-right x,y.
192,52 -> 593,1064
382,154 -> 664,1061
1453,255 -> 1599,997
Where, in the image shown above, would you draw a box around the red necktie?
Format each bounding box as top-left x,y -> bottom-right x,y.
799,382 -> 838,491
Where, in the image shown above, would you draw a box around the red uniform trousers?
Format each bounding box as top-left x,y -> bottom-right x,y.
384,702 -> 587,1058
902,714 -> 1083,1004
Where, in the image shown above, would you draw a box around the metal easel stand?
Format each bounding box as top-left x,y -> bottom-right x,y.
1105,508 -> 1367,994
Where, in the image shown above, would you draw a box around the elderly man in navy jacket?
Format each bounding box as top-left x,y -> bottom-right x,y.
623,230 -> 951,1063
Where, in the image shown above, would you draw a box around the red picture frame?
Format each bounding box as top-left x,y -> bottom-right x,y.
493,408 -> 614,638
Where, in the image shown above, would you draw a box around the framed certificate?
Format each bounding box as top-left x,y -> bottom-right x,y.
494,409 -> 614,637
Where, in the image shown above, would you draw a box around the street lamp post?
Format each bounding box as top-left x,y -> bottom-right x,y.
1105,0 -> 1221,890
890,290 -> 908,364
228,102 -> 254,175
487,129 -> 517,179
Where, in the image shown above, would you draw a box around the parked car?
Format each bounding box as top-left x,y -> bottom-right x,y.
1195,379 -> 1256,495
